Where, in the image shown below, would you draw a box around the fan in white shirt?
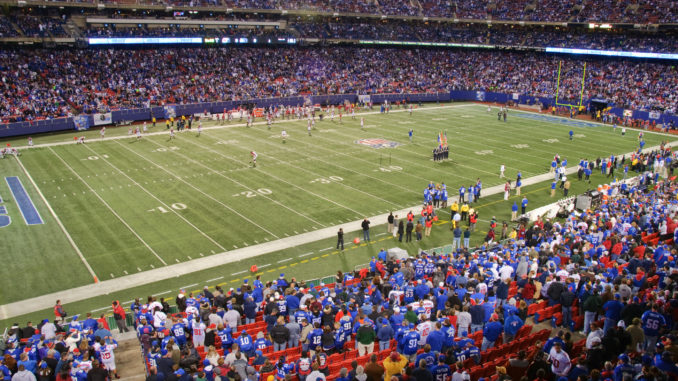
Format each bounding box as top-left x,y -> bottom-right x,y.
548,342 -> 571,376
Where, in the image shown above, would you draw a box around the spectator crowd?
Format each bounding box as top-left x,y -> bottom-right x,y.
0,47 -> 676,122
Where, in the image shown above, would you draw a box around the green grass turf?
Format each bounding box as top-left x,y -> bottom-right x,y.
0,103 -> 673,320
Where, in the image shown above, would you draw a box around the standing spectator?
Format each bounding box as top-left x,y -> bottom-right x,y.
377,318 -> 394,351
361,218 -> 371,242
357,322 -> 376,356
452,226 -> 462,250
548,342 -> 571,377
406,220 -> 414,242
112,301 -> 128,333
364,354 -> 385,381
383,351 -> 408,380
270,317 -> 290,352
482,315 -> 503,351
53,301 -> 66,324
337,228 -> 344,250
412,360 -> 433,381
560,287 -> 575,330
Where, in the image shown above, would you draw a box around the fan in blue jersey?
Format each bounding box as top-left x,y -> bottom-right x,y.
641,304 -> 666,351
274,356 -> 294,381
294,309 -> 310,325
254,332 -> 272,351
334,323 -> 348,353
400,326 -> 421,360
170,319 -> 187,347
237,330 -> 255,357
306,323 -> 323,351
431,355 -> 451,381
415,344 -> 438,370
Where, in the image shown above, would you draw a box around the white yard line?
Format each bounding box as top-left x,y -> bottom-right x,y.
113,139 -> 281,239
11,155 -> 99,282
206,276 -> 224,283
277,258 -> 294,263
82,144 -> 229,251
48,147 -> 169,267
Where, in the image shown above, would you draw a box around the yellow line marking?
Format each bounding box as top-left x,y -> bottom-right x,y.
301,260 -> 309,263
278,265 -> 287,270
218,282 -> 227,287
267,269 -> 276,273
232,279 -> 240,283
290,263 -> 298,267
321,254 -> 329,258
331,251 -> 339,254
311,257 -> 319,261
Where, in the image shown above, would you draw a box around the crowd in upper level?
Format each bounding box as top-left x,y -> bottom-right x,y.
43,0 -> 678,23
0,47 -> 675,122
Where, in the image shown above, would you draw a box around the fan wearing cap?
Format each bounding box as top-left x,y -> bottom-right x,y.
603,294 -> 624,334
613,354 -> 636,381
481,314 -> 503,351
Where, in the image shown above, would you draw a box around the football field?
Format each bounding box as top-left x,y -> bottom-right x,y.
0,103 -> 672,320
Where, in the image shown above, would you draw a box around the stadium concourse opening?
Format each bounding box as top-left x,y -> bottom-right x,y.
1,1 -> 678,381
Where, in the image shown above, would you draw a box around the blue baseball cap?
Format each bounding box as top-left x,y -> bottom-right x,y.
175,369 -> 185,376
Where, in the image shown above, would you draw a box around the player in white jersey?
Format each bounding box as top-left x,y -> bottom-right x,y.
250,151 -> 258,167
169,128 -> 175,140
307,123 -> 312,136
99,338 -> 120,377
247,114 -> 252,127
267,115 -> 272,130
487,105 -> 491,113
548,342 -> 571,376
136,128 -> 142,140
192,318 -> 206,348
197,121 -> 202,136
100,127 -> 106,139
500,164 -> 505,178
330,107 -> 335,122
239,109 -> 243,121
77,136 -> 86,144
127,127 -> 133,135
360,117 -> 364,130
416,317 -> 432,345
281,129 -> 288,143
409,104 -> 413,116
27,137 -> 33,146
143,121 -> 148,133
352,108 -> 356,120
